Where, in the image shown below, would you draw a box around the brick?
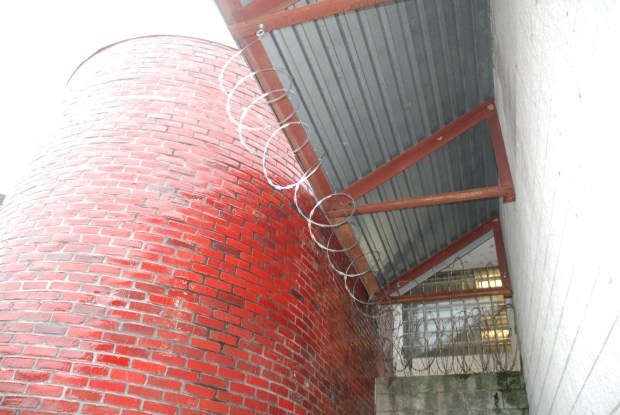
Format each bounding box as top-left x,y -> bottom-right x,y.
186,359 -> 217,375
151,351 -> 185,368
50,313 -> 85,325
172,269 -> 203,282
165,367 -> 199,383
140,261 -> 171,274
156,329 -> 188,343
163,391 -> 197,406
127,301 -> 161,315
137,338 -> 171,350
0,382 -> 26,393
66,388 -> 103,402
184,384 -> 216,399
67,327 -> 103,340
26,383 -> 64,397
90,377 -> 127,393
115,346 -> 148,359
204,351 -> 235,367
0,311 -> 21,320
0,344 -> 24,354
170,344 -> 203,360
96,354 -> 130,367
167,289 -> 197,302
218,366 -> 245,382
35,360 -> 71,371
244,397 -> 268,413
82,404 -> 121,415
147,376 -> 183,391
166,238 -> 195,251
2,357 -> 35,368
0,369 -> 15,380
230,382 -> 257,397
149,294 -> 176,307
216,390 -> 244,406
132,360 -> 166,375
59,350 -> 94,361
0,396 -> 39,408
121,323 -> 155,336
142,401 -> 178,415
40,399 -> 80,412
51,372 -> 88,387
73,364 -> 109,376
110,368 -> 147,384
102,333 -> 138,345
161,308 -> 192,322
104,393 -> 141,408
210,330 -> 238,346
198,400 -> 229,414
14,370 -> 51,382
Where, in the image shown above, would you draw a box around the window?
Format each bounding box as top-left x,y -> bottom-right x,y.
387,268 -> 520,375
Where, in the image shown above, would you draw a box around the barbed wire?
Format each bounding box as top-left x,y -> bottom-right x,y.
217,26 -> 391,315
377,301 -> 520,375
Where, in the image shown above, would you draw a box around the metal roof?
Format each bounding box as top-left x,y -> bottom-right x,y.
259,0 -> 498,286
213,0 -> 513,293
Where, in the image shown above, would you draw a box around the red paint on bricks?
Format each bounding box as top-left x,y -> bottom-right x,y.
0,36 -> 379,414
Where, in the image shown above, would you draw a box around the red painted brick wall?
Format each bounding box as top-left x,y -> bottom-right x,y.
0,36 -> 379,415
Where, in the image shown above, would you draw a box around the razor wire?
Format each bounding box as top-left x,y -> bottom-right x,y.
377,301 -> 520,375
218,26 -> 392,315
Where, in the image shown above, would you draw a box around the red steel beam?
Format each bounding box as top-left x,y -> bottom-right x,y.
491,217 -> 512,293
385,287 -> 512,305
339,99 -> 496,203
488,109 -> 516,202
228,0 -> 395,38
384,216 -> 514,302
327,185 -> 513,217
232,0 -> 299,23
381,216 -> 500,296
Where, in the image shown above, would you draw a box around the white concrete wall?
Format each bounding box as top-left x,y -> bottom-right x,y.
491,1 -> 620,414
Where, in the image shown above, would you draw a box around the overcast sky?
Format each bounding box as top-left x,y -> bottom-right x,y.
0,0 -> 235,197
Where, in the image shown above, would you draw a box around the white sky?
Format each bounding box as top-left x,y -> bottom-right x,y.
0,0 -> 235,196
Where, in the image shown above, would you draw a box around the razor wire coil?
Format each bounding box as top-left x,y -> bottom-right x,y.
218,28 -> 392,316
378,301 -> 520,375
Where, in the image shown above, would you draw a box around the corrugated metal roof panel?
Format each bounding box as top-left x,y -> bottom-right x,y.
261,0 -> 497,286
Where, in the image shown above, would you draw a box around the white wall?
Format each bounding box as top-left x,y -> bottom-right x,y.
491,1 -> 620,414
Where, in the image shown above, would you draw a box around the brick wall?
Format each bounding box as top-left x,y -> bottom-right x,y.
491,2 -> 620,414
0,36 -> 379,415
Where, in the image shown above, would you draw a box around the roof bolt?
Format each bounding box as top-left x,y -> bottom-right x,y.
436,135 -> 443,141
487,104 -> 495,110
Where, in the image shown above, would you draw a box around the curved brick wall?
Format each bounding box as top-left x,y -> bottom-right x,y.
0,36 -> 379,415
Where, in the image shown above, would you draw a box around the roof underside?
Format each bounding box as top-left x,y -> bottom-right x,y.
262,0 -> 497,286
